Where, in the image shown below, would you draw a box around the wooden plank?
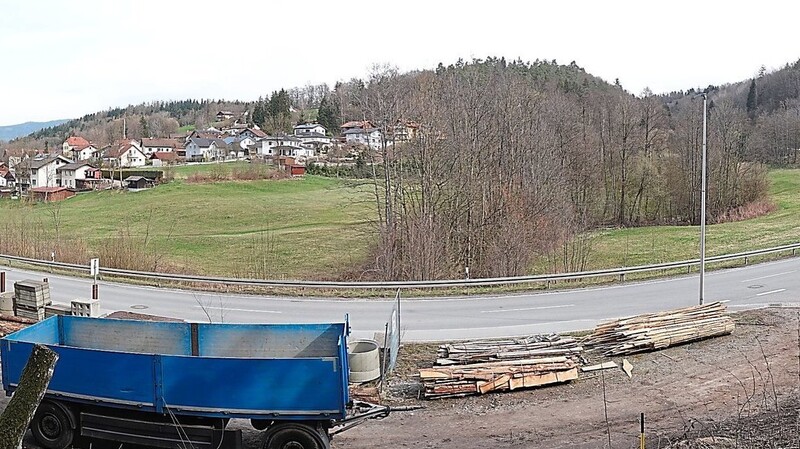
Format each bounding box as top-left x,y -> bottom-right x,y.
581,361 -> 618,372
622,359 -> 633,378
478,374 -> 511,394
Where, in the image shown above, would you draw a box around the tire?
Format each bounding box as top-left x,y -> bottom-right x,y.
30,401 -> 74,449
264,423 -> 328,449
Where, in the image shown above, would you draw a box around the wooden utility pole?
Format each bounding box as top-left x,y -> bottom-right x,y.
0,344 -> 59,449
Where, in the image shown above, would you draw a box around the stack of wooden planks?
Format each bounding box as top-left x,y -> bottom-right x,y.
436,334 -> 583,365
420,335 -> 581,399
420,357 -> 579,399
582,302 -> 734,356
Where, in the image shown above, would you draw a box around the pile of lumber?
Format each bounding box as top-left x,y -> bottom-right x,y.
436,334 -> 583,365
583,302 -> 734,356
420,335 -> 582,399
420,357 -> 578,399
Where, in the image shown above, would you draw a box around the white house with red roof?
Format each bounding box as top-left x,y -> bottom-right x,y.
102,143 -> 147,167
62,136 -> 98,160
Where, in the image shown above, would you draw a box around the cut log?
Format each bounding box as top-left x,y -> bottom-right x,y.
0,344 -> 59,449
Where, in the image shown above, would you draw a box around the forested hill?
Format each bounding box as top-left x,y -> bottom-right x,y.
662,59 -> 800,165
0,119 -> 69,142
323,58 -> 782,281
0,58 -> 615,152
3,57 -> 798,282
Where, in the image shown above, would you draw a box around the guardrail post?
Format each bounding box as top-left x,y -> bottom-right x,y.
744,257 -> 748,266
619,273 -> 625,282
1,271 -> 5,293
793,248 -> 796,257
546,280 -> 551,290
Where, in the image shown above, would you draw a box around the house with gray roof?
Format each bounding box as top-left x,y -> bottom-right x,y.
56,161 -> 98,189
185,137 -> 229,161
19,154 -> 73,191
344,127 -> 383,150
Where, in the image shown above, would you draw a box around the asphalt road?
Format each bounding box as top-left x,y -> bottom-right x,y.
1,258 -> 799,341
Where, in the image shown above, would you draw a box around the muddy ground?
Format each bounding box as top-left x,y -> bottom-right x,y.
2,307 -> 799,448
332,306 -> 800,449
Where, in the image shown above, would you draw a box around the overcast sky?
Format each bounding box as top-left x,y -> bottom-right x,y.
1,0 -> 799,125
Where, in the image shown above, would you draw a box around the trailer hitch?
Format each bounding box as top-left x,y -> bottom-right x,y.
330,401 -> 423,436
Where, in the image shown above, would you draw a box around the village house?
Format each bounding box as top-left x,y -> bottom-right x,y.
294,123 -> 326,136
255,135 -> 310,158
62,136 -> 100,161
221,123 -> 248,136
4,149 -> 28,174
340,120 -> 374,133
76,144 -> 101,161
235,135 -> 256,149
150,151 -> 178,167
56,161 -> 98,189
238,127 -> 268,141
215,111 -> 235,121
187,130 -> 223,142
62,136 -> 90,157
0,165 -> 15,189
141,138 -> 181,155
294,123 -> 331,151
20,154 -> 73,190
343,127 -> 383,150
103,143 -> 148,168
390,120 -> 419,142
185,137 -> 228,161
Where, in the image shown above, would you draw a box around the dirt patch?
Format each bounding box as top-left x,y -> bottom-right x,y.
334,307 -> 800,448
1,307 -> 798,448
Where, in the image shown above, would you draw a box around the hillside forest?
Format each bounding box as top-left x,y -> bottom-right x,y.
4,58 -> 800,281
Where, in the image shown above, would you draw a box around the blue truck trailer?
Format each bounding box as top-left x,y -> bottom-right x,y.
1,315 -> 389,449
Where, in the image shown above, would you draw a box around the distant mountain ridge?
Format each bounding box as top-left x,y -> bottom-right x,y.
0,119 -> 70,142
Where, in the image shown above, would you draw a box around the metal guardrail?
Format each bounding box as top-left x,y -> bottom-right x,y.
1,243 -> 799,289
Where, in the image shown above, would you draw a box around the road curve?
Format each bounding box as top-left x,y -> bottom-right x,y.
1,258 -> 799,341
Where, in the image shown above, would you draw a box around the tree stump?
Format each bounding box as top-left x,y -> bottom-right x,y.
0,344 -> 59,449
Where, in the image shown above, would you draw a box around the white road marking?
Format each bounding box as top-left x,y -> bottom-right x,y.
740,270 -> 796,283
755,289 -> 786,297
480,304 -> 575,313
193,305 -> 282,314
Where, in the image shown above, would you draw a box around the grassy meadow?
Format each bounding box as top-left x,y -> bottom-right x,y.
0,173 -> 376,278
0,167 -> 797,280
578,168 -> 800,270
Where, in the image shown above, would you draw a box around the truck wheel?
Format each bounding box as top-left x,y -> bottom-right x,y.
31,401 -> 74,449
264,423 -> 328,449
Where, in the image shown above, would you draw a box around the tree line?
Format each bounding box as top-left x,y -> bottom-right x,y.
329,58 -> 774,281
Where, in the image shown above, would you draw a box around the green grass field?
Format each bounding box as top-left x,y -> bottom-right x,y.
140,161 -> 252,179
0,168 -> 797,280
577,168 -> 800,270
1,174 -> 375,278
